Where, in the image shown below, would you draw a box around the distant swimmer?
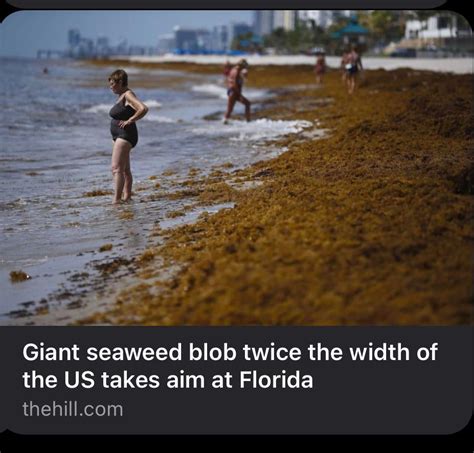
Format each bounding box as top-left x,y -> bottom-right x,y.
340,48 -> 350,85
345,45 -> 363,95
314,51 -> 326,85
108,69 -> 148,204
42,67 -> 49,74
223,59 -> 251,124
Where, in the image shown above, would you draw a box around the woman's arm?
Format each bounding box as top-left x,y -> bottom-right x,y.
119,90 -> 148,127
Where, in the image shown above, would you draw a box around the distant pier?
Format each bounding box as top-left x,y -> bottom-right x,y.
37,50 -> 65,59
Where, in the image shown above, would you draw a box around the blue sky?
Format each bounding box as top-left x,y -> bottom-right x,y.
0,11 -> 253,57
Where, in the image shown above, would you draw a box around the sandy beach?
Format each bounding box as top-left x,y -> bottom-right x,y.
125,55 -> 473,74
5,59 -> 473,326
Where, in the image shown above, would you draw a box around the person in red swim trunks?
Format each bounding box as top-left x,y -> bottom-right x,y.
223,59 -> 251,124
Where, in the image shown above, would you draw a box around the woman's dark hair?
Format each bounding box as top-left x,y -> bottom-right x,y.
108,69 -> 128,87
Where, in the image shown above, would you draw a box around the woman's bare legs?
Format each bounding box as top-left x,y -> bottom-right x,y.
111,138 -> 132,204
224,93 -> 238,122
123,152 -> 133,201
347,74 -> 355,95
240,95 -> 251,122
350,76 -> 356,95
224,93 -> 251,122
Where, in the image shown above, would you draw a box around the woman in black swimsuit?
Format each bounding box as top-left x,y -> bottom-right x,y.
108,69 -> 148,204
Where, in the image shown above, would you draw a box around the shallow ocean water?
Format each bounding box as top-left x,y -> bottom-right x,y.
0,58 -> 314,320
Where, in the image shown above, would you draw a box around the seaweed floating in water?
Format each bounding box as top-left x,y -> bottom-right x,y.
119,211 -> 134,220
10,270 -> 32,283
166,210 -> 186,219
84,189 -> 113,197
94,257 -> 133,275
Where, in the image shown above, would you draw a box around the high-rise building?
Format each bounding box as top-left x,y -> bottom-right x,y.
95,36 -> 110,57
211,25 -> 229,52
97,36 -> 109,47
298,10 -> 353,29
196,29 -> 212,51
173,26 -> 214,52
157,34 -> 175,54
78,38 -> 94,57
253,11 -> 274,36
174,26 -> 199,52
116,39 -> 128,55
273,11 -> 296,31
68,29 -> 81,47
298,11 -> 331,28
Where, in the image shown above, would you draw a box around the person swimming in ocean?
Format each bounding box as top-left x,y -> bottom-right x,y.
108,69 -> 148,204
223,59 -> 251,124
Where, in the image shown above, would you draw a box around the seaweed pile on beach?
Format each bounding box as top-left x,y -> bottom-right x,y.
82,63 -> 473,326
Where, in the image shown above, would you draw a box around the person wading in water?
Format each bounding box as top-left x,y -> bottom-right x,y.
345,45 -> 363,95
108,69 -> 148,204
223,59 -> 251,124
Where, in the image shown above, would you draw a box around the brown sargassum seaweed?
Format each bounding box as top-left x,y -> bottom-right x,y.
83,63 -> 473,325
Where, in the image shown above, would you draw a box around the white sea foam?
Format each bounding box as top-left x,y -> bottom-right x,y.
120,67 -> 142,75
191,83 -> 268,100
142,114 -> 178,123
1,256 -> 49,267
191,118 -> 313,143
143,100 -> 162,108
84,104 -> 110,114
243,88 -> 268,99
192,83 -> 227,99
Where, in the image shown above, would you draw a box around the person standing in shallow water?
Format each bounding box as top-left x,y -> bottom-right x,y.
108,69 -> 148,204
223,59 -> 251,124
340,48 -> 350,86
314,51 -> 326,85
345,46 -> 363,95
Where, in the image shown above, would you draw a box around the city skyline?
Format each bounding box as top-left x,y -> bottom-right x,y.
3,11 -> 467,59
0,11 -> 253,57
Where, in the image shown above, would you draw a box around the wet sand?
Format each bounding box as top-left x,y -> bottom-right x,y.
26,62 -> 474,325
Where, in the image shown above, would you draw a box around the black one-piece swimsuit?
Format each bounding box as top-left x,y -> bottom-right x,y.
109,96 -> 138,148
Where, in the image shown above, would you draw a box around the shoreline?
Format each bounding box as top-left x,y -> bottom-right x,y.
3,63 -> 314,325
12,60 -> 473,326
118,55 -> 473,74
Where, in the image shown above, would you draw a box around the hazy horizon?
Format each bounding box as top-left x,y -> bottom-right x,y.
0,11 -> 253,57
